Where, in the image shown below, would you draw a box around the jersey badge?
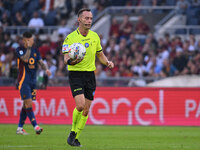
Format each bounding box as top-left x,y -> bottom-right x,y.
85,43 -> 89,48
19,50 -> 24,55
62,44 -> 69,53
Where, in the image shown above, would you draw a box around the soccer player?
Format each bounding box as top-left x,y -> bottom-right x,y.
62,8 -> 114,147
16,31 -> 51,135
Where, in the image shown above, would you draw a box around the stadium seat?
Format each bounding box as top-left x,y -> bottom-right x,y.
12,1 -> 24,14
186,9 -> 196,18
187,18 -> 199,25
26,0 -> 39,17
175,29 -> 186,34
189,29 -> 200,35
44,10 -> 57,26
196,7 -> 200,14
165,0 -> 176,6
153,10 -> 163,14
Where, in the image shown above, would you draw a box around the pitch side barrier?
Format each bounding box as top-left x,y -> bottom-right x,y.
0,87 -> 200,126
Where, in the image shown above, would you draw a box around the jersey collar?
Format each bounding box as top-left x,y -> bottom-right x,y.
76,28 -> 90,37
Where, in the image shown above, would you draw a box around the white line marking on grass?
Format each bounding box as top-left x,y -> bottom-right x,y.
0,145 -> 36,148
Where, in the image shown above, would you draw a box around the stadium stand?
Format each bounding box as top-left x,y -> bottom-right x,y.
0,0 -> 200,87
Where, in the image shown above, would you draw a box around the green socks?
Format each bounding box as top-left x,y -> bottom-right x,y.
71,108 -> 82,132
76,115 -> 88,139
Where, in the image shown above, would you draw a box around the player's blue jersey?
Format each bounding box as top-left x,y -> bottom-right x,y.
16,46 -> 41,90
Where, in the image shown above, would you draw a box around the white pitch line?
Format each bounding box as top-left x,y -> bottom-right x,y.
0,145 -> 36,148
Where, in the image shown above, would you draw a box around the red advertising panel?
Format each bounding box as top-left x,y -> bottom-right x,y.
0,87 -> 200,126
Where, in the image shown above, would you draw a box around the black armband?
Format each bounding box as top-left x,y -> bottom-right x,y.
67,59 -> 72,65
97,49 -> 102,52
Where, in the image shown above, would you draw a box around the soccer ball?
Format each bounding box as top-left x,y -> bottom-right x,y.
68,43 -> 86,59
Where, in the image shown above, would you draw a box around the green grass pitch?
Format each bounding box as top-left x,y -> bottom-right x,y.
0,124 -> 200,150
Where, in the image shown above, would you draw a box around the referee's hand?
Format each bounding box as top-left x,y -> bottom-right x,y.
70,58 -> 83,65
107,61 -> 114,69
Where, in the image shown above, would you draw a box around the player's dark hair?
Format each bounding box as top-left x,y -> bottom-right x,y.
23,31 -> 32,38
78,8 -> 91,17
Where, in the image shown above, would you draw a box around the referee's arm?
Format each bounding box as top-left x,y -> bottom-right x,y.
64,53 -> 83,65
96,51 -> 114,69
64,53 -> 70,64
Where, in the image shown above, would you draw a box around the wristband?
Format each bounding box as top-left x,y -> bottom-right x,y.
67,59 -> 72,65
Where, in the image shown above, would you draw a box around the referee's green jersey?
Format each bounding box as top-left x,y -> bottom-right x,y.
62,28 -> 102,71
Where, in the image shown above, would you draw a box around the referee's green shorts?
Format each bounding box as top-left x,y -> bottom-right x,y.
69,71 -> 96,100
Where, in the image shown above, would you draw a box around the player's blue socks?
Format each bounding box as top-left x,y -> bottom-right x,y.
25,107 -> 37,127
18,108 -> 27,127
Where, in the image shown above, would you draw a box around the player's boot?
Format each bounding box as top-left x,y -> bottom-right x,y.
35,125 -> 43,134
67,131 -> 76,146
73,139 -> 82,147
16,128 -> 29,135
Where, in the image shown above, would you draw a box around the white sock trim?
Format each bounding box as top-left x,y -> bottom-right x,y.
17,127 -> 23,130
34,125 -> 39,130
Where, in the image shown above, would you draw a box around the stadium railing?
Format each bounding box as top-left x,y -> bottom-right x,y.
3,26 -> 59,35
0,76 -> 163,87
0,77 -> 15,86
155,25 -> 200,37
93,6 -> 176,23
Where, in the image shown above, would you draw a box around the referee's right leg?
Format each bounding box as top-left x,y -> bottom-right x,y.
67,71 -> 85,147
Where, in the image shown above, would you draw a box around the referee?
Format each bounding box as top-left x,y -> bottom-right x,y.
62,8 -> 114,147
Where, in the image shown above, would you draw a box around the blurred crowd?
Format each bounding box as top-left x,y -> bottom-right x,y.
0,27 -> 67,86
0,0 -> 200,87
0,0 -> 78,27
1,0 -> 199,28
1,16 -> 200,79
96,15 -> 200,79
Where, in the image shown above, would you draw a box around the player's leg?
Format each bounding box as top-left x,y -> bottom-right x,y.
16,103 -> 28,135
68,94 -> 85,146
18,103 -> 27,127
23,98 -> 42,134
31,88 -> 43,134
16,84 -> 30,135
73,71 -> 96,146
73,99 -> 91,147
72,94 -> 85,132
24,99 -> 37,126
19,84 -> 42,134
75,98 -> 91,139
67,71 -> 84,146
